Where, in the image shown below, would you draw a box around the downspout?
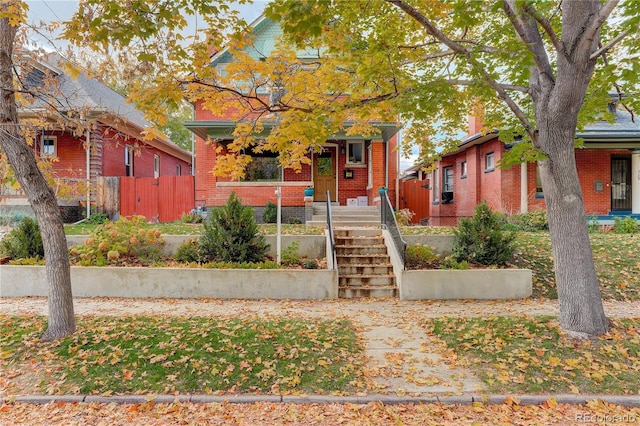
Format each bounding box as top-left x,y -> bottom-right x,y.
85,128 -> 91,219
385,135 -> 389,194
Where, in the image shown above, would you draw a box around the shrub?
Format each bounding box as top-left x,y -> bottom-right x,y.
452,201 -> 516,266
288,217 -> 303,224
175,238 -> 202,263
0,217 -> 44,260
281,241 -> 300,266
303,258 -> 318,269
613,216 -> 639,234
394,209 -> 414,226
86,213 -> 109,225
199,192 -> 269,263
181,213 -> 204,224
263,201 -> 277,223
587,214 -> 602,233
405,244 -> 440,269
507,210 -> 548,231
69,216 -> 164,266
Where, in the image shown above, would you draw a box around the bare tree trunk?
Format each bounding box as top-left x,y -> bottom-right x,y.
537,129 -> 609,337
0,14 -> 76,341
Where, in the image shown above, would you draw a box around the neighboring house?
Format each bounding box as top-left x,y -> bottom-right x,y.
414,99 -> 640,226
1,54 -> 192,222
184,16 -> 401,223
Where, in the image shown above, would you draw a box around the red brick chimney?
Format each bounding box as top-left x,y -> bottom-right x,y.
467,103 -> 484,136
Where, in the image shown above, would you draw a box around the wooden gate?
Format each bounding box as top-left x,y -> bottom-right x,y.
399,179 -> 430,224
119,175 -> 195,222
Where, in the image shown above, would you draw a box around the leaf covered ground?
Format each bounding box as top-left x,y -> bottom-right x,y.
2,399 -> 639,426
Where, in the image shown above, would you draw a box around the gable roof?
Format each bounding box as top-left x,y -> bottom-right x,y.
211,14 -> 321,66
21,53 -> 192,163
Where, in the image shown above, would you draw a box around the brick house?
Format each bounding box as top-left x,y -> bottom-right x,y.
415,100 -> 640,226
1,54 -> 192,221
184,16 -> 401,223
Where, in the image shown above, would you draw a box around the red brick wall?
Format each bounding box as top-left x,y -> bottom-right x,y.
47,131 -> 86,179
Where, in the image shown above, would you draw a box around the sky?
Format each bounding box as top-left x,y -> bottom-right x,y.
25,0 -> 418,170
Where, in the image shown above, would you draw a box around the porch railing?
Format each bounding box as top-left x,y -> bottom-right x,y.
380,189 -> 407,269
326,190 -> 338,270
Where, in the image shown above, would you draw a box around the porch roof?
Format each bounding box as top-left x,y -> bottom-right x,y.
184,120 -> 401,142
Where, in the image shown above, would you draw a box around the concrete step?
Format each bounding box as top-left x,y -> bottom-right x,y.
335,236 -> 384,246
307,220 -> 380,227
336,245 -> 388,256
312,215 -> 379,222
337,254 -> 390,265
334,229 -> 383,238
338,285 -> 398,298
338,264 -> 393,275
339,275 -> 395,287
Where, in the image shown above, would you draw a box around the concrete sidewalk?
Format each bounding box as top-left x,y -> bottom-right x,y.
1,297 -> 639,401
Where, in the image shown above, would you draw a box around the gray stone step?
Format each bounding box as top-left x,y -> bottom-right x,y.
307,220 -> 380,227
336,245 -> 388,256
338,285 -> 398,298
339,264 -> 393,275
339,275 -> 395,287
334,229 -> 383,238
335,236 -> 384,246
337,254 -> 390,265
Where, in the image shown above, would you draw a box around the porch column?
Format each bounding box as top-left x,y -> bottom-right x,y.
520,162 -> 528,214
632,150 -> 640,214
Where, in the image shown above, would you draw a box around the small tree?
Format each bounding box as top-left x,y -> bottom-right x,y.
200,192 -> 269,263
0,217 -> 44,260
263,201 -> 277,223
452,201 -> 516,267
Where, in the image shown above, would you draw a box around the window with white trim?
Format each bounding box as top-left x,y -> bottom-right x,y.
442,166 -> 454,203
346,141 -> 364,165
176,164 -> 181,176
41,136 -> 56,157
485,152 -> 495,172
154,154 -> 160,179
461,161 -> 467,178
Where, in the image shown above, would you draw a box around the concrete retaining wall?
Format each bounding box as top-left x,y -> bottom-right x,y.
403,235 -> 455,255
0,266 -> 338,299
66,235 -> 326,259
399,269 -> 532,300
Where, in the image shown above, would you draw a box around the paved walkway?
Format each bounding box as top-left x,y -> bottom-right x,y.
2,297 -> 639,397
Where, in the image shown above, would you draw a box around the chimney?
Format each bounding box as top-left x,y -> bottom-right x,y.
467,103 -> 484,136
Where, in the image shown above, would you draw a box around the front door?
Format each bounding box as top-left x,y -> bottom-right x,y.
611,157 -> 632,211
313,147 -> 337,202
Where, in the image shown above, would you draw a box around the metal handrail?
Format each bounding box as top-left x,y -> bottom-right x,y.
326,190 -> 338,270
380,190 -> 407,269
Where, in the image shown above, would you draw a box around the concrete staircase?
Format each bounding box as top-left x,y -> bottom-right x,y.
335,228 -> 398,298
307,205 -> 380,228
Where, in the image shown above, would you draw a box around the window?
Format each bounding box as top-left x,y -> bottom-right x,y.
443,167 -> 454,192
442,166 -> 454,203
346,141 -> 364,165
485,152 -> 495,172
461,161 -> 467,179
176,164 -> 181,176
125,146 -> 133,176
242,156 -> 282,182
154,154 -> 160,179
41,136 -> 56,157
535,164 -> 544,197
432,167 -> 439,203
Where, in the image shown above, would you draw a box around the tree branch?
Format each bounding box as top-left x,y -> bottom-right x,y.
586,0 -> 620,40
389,0 -> 535,138
521,2 -> 562,52
590,29 -> 629,60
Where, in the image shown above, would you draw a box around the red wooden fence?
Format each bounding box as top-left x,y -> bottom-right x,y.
120,176 -> 195,222
399,179 -> 430,224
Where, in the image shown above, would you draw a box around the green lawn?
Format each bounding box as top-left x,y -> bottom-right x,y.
0,316 -> 365,396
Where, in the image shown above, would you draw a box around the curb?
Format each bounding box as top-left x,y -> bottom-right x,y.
3,394 -> 640,407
